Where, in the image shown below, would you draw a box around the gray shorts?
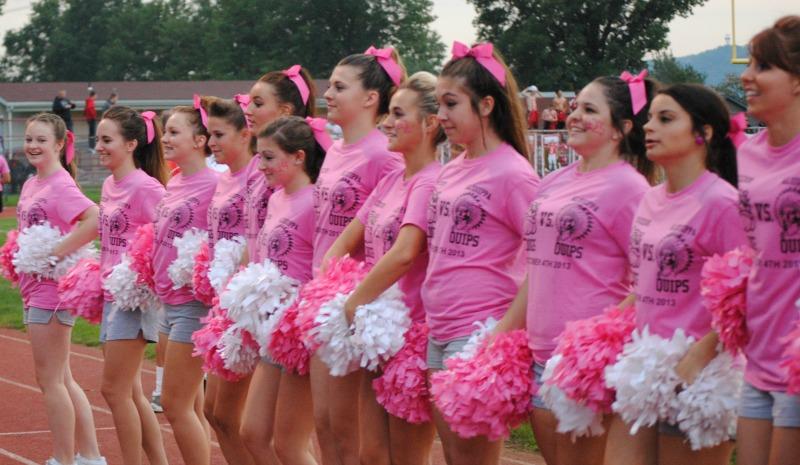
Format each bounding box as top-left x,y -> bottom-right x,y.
158,301 -> 209,344
100,301 -> 158,343
530,361 -> 547,409
23,307 -> 75,327
739,381 -> 800,428
426,335 -> 470,370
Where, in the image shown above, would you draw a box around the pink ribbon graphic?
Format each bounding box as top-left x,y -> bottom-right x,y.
306,117 -> 333,152
234,94 -> 252,129
728,112 -> 748,149
65,130 -> 75,164
451,41 -> 506,86
620,69 -> 649,115
364,46 -> 403,86
283,65 -> 311,105
193,94 -> 209,129
140,111 -> 156,143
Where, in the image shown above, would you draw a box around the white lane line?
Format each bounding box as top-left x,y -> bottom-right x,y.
0,427 -> 117,437
0,447 -> 38,465
0,333 -> 156,374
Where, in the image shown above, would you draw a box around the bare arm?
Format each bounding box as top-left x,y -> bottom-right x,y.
675,330 -> 720,385
51,205 -> 99,260
342,224 -> 426,322
320,218 -> 365,275
1,172 -> 9,184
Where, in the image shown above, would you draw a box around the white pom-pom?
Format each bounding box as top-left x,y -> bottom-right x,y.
13,222 -> 97,280
168,228 -> 208,289
218,324 -> 260,375
352,285 -> 412,371
605,328 -> 693,434
455,317 -> 499,360
220,260 -> 299,356
540,354 -> 605,438
668,351 -> 743,450
102,255 -> 160,312
209,237 -> 246,294
314,293 -> 361,376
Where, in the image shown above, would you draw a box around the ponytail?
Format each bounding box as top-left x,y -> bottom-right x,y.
102,106 -> 169,186
257,66 -> 317,118
338,46 -> 408,117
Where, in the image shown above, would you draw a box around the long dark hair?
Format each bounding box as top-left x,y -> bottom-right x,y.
592,76 -> 659,184
259,116 -> 327,183
440,44 -> 529,158
101,106 -> 168,185
657,84 -> 738,187
338,48 -> 407,117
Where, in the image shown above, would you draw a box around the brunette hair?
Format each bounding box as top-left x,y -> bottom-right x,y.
657,84 -> 738,187
101,106 -> 169,186
257,67 -> 317,117
26,113 -> 78,178
338,47 -> 408,117
749,15 -> 800,77
199,96 -> 248,131
167,106 -> 211,154
592,76 -> 659,184
440,44 -> 529,158
258,116 -> 327,183
399,71 -> 446,147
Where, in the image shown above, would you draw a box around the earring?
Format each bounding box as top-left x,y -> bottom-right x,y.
695,135 -> 705,145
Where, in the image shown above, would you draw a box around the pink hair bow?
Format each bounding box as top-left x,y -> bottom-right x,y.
619,69 -> 649,115
65,130 -> 75,164
283,65 -> 310,105
233,94 -> 252,129
728,112 -> 748,148
451,41 -> 506,86
140,111 -> 156,144
193,94 -> 209,129
364,46 -> 403,86
306,117 -> 333,152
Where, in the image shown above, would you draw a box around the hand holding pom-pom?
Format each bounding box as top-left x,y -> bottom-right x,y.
103,255 -> 160,312
208,237 -> 246,294
268,299 -> 311,375
128,224 -> 155,289
0,229 -> 20,285
352,285 -> 412,371
13,222 -> 97,280
192,241 -> 214,306
58,258 -> 104,324
169,228 -> 208,289
430,329 -> 534,441
701,246 -> 755,354
218,323 -> 260,376
314,293 -> 361,376
191,301 -> 249,382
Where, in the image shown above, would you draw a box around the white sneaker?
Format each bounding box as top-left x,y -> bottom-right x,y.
44,459 -> 68,465
75,454 -> 107,465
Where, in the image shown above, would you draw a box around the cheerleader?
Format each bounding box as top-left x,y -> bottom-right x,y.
237,66 -> 318,465
735,16 -> 800,465
15,114 -> 105,465
603,84 -> 747,465
322,71 -> 444,465
495,73 -> 657,465
312,47 -> 405,465
96,106 -> 168,465
198,96 -> 259,465
152,105 -> 218,465
424,42 -> 540,465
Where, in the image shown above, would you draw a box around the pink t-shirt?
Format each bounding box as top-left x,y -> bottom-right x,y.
207,158 -> 254,250
525,161 -> 648,362
737,130 -> 800,391
0,155 -> 9,192
312,129 -> 403,271
152,167 -> 219,304
631,170 -> 748,340
254,185 -> 315,284
355,163 -> 441,322
245,159 -> 275,257
99,169 -> 166,301
16,169 -> 95,309
422,143 -> 540,341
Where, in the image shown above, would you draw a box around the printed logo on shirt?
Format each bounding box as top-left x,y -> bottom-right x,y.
523,201 -> 539,252
265,220 -> 296,272
24,201 -> 48,226
321,172 -> 362,228
552,201 -> 594,259
248,179 -> 273,227
103,207 -> 131,249
381,207 -> 404,254
738,189 -> 757,235
629,226 -> 643,270
447,186 -> 488,248
654,229 -> 694,293
168,198 -> 198,231
775,185 -> 800,253
426,190 -> 439,241
218,194 -> 245,230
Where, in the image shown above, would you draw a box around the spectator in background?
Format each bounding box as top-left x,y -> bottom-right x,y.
524,85 -> 541,129
542,104 -> 558,130
553,89 -> 569,129
0,153 -> 9,212
85,90 -> 98,151
51,90 -> 76,131
101,92 -> 118,115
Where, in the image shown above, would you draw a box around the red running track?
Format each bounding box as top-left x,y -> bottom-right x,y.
0,328 -> 543,465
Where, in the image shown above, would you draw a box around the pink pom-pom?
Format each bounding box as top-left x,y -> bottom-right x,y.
57,258 -> 103,324
0,229 -> 20,286
701,246 -> 755,354
192,242 -> 214,306
430,330 -> 534,440
295,256 -> 369,351
781,318 -> 800,395
191,300 -> 247,382
547,305 -> 636,414
268,299 -> 311,375
373,322 -> 431,424
128,223 -> 155,289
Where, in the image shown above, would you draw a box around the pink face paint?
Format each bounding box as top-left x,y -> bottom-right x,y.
395,119 -> 414,135
582,119 -> 608,136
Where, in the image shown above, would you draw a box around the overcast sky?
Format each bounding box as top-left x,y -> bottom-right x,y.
1,0 -> 797,60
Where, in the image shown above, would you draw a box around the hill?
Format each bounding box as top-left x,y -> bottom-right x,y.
675,45 -> 749,85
